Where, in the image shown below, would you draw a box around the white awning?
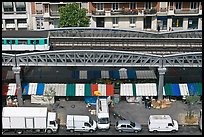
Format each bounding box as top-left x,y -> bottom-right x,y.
79,70 -> 87,79
120,83 -> 157,96
136,70 -> 157,79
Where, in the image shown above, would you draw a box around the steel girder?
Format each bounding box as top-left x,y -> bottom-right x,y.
2,50 -> 202,68
162,52 -> 202,67
2,53 -> 16,66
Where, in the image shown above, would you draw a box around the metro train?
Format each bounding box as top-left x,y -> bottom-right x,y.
2,30 -> 50,51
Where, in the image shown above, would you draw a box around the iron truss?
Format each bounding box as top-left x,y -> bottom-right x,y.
2,50 -> 202,68
48,27 -> 202,39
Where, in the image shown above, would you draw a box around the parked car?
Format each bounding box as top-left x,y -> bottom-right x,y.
115,120 -> 142,133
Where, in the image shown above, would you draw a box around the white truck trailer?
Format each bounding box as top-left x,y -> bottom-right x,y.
2,107 -> 58,134
199,109 -> 202,131
66,115 -> 97,132
148,115 -> 178,132
96,98 -> 110,130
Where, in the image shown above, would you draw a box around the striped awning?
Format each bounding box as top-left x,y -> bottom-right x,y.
163,83 -> 202,96
120,83 -> 157,96
72,70 -> 156,80
4,83 -> 114,97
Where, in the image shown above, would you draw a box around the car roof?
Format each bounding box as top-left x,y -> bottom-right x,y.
117,120 -> 131,125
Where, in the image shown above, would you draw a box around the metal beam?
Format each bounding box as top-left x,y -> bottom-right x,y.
2,50 -> 202,68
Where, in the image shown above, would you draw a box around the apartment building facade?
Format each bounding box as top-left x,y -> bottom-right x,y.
88,2 -> 202,31
2,2 -> 202,31
2,2 -> 32,30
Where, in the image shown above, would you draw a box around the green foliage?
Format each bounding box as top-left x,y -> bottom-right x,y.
43,87 -> 56,101
185,91 -> 200,118
59,3 -> 89,27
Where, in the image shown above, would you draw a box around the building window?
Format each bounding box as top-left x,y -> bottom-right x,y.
112,3 -> 119,11
191,2 -> 197,9
129,17 -> 136,24
36,17 -> 44,29
36,3 -> 43,14
112,17 -> 118,25
3,2 -> 14,12
44,4 -> 48,13
172,17 -> 183,27
176,2 -> 182,9
5,19 -> 14,24
188,18 -> 198,29
129,2 -> 136,9
96,3 -> 104,11
15,2 -> 26,12
145,2 -> 152,9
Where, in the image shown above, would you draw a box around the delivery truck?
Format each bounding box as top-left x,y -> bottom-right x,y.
66,115 -> 97,132
148,115 -> 178,132
2,107 -> 58,134
96,98 -> 110,130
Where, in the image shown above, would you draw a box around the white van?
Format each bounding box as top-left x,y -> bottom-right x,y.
148,115 -> 178,132
96,98 -> 110,130
66,115 -> 97,133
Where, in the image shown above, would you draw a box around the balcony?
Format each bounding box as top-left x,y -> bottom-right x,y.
43,12 -> 50,18
92,11 -> 105,15
144,8 -> 157,14
18,23 -> 27,28
36,10 -> 43,14
50,11 -> 59,16
111,9 -> 138,15
174,9 -> 199,14
6,24 -> 15,29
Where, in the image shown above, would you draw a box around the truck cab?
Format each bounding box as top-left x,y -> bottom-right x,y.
46,112 -> 58,133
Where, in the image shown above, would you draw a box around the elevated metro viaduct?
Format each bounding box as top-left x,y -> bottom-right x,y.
2,28 -> 202,106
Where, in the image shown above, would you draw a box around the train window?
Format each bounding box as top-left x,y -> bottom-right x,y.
36,40 -> 39,45
9,40 -> 15,44
18,40 -> 27,45
31,40 -> 36,45
44,39 -> 47,44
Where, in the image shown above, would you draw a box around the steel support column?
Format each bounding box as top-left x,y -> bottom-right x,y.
12,66 -> 23,106
157,67 -> 167,100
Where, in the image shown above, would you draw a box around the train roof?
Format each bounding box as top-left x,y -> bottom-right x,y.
2,30 -> 49,38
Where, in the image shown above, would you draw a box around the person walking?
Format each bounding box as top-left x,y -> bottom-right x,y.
157,25 -> 160,32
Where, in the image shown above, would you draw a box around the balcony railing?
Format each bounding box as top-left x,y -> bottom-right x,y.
144,8 -> 157,14
158,8 -> 167,12
111,9 -> 138,15
174,9 -> 199,14
6,24 -> 15,28
50,11 -> 59,16
92,11 -> 105,15
18,23 -> 27,28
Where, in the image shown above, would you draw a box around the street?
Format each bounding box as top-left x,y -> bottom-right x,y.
3,125 -> 201,135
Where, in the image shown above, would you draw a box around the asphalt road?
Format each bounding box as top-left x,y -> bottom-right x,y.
2,125 -> 202,135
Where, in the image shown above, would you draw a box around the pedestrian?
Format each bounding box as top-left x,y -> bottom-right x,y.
144,99 -> 148,109
157,25 -> 160,32
148,100 -> 151,109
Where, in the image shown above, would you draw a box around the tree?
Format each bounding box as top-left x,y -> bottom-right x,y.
185,91 -> 200,119
43,87 -> 56,105
59,3 -> 90,27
